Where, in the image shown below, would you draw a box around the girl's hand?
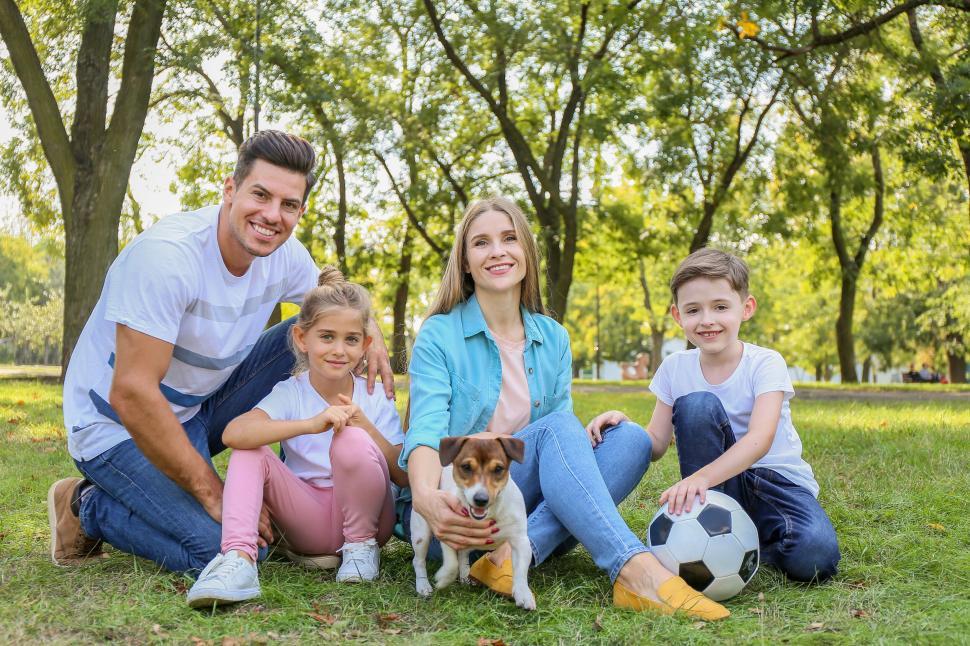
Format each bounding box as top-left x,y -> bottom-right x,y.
413,489 -> 495,551
311,406 -> 352,434
584,410 -> 630,447
659,473 -> 711,516
335,393 -> 370,428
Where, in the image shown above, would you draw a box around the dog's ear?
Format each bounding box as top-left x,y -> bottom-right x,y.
439,436 -> 469,466
497,436 -> 526,464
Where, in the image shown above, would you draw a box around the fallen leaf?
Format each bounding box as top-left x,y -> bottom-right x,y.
806,622 -> 826,632
308,612 -> 336,625
927,523 -> 946,532
383,628 -> 403,635
749,607 -> 763,615
851,608 -> 870,618
879,420 -> 888,427
593,614 -> 603,631
757,592 -> 765,602
692,621 -> 707,629
221,638 -> 242,646
376,613 -> 401,628
8,418 -> 19,425
190,638 -> 211,646
477,640 -> 507,646
16,400 -> 24,406
151,624 -> 164,635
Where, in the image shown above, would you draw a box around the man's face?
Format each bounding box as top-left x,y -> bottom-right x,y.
218,159 -> 307,275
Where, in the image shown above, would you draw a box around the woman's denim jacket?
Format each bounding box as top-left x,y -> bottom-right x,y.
399,293 -> 573,470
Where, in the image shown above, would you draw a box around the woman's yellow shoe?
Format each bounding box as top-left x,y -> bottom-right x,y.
613,576 -> 730,621
468,554 -> 514,597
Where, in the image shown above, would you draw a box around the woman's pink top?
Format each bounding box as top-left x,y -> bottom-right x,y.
485,330 -> 531,435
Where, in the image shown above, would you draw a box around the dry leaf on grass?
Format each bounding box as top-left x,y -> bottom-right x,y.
851,608 -> 870,618
593,614 -> 604,631
308,612 -> 337,625
692,621 -> 707,629
477,639 -> 507,646
749,607 -> 763,615
806,622 -> 826,632
376,612 -> 402,628
757,592 -> 765,601
927,523 -> 946,532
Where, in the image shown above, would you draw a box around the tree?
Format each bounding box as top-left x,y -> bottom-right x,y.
421,0 -> 654,321
0,0 -> 167,373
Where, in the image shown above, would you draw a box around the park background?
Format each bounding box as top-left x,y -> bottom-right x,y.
1,1 -> 969,644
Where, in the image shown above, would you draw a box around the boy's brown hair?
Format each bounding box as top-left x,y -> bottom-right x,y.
670,248 -> 750,303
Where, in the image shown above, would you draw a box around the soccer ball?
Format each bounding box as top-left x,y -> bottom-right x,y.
646,490 -> 760,601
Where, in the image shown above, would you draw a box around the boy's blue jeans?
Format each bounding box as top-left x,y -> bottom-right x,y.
73,317 -> 297,574
672,391 -> 840,582
400,412 -> 653,582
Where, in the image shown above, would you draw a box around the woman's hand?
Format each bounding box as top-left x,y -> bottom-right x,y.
412,488 -> 495,551
659,473 -> 711,516
584,410 -> 630,447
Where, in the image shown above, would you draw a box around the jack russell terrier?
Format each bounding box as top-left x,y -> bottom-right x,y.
410,434 -> 535,610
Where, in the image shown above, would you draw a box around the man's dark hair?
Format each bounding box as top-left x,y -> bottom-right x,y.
232,130 -> 317,203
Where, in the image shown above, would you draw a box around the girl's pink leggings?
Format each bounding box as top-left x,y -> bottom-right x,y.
221,426 -> 396,561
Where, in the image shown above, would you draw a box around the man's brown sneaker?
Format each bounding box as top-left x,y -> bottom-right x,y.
47,477 -> 104,565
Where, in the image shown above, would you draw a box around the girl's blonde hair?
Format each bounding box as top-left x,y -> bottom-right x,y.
426,196 -> 545,318
290,265 -> 371,374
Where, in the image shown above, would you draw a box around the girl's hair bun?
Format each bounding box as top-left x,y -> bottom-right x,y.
317,265 -> 345,287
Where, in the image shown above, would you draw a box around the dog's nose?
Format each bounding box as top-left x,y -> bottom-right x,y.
472,492 -> 489,507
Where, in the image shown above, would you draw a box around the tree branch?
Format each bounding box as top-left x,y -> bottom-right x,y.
373,150 -> 445,256
0,0 -> 75,193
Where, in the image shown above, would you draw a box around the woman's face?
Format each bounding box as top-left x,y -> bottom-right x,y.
464,210 -> 527,296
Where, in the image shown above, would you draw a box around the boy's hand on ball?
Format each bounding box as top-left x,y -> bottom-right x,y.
660,474 -> 710,515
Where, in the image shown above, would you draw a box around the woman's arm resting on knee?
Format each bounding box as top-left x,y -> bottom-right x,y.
408,446 -> 493,550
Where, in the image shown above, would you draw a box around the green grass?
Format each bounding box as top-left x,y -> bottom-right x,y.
574,378 -> 970,394
1,380 -> 969,644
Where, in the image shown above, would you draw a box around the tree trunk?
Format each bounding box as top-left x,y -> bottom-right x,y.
947,331 -> 967,383
836,269 -> 859,383
815,363 -> 823,382
390,226 -> 413,374
862,355 -> 872,382
333,143 -> 348,274
650,328 -> 665,376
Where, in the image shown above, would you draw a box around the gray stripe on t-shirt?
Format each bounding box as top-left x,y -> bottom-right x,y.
187,279 -> 287,321
172,343 -> 255,370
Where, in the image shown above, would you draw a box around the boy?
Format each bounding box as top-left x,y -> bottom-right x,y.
587,248 -> 839,583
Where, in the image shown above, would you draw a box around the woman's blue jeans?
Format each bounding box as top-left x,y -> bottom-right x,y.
672,391 -> 840,582
400,411 -> 653,581
73,318 -> 297,574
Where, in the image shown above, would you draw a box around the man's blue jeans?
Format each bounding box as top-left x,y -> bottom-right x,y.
73,317 -> 297,574
672,391 -> 840,582
400,411 -> 653,582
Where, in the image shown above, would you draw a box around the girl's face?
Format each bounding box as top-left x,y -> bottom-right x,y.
293,308 -> 371,382
464,210 -> 526,296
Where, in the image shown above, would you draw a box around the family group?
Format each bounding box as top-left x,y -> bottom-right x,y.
49,130 -> 839,621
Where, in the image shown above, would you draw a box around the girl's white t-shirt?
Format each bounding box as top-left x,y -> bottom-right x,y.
256,373 -> 404,487
649,343 -> 819,497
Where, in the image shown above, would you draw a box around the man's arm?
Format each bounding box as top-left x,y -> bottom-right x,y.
108,324 -> 224,522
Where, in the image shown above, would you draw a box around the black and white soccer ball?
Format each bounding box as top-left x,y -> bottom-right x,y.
646,490 -> 759,601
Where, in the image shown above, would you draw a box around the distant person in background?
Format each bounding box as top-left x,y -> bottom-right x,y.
918,363 -> 936,383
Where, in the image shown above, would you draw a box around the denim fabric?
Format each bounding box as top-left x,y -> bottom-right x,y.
401,294 -> 572,469
74,316 -> 297,574
672,391 -> 840,582
399,412 -> 653,581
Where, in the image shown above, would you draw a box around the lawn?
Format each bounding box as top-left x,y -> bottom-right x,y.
1,379 -> 968,644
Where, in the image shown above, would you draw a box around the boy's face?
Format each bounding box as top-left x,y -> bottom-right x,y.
671,277 -> 756,357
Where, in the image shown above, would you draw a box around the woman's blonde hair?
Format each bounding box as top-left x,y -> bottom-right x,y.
426,196 -> 545,318
290,265 -> 371,374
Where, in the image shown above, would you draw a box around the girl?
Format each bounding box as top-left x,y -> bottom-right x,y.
400,197 -> 728,620
187,266 -> 407,608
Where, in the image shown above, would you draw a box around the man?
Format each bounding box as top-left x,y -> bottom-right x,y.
50,130 -> 394,573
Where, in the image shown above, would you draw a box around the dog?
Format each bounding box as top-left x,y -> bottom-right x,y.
410,434 -> 535,610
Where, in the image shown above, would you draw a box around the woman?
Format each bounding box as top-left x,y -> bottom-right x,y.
397,197 -> 728,619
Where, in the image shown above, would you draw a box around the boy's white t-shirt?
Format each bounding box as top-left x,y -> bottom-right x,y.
64,205 -> 318,461
256,373 -> 405,487
649,343 -> 820,497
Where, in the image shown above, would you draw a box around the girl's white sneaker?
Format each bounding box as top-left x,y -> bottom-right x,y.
336,539 -> 380,582
187,551 -> 260,608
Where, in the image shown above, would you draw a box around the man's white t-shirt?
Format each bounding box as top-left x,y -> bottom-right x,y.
64,205 -> 318,461
256,373 -> 405,487
649,343 -> 820,497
